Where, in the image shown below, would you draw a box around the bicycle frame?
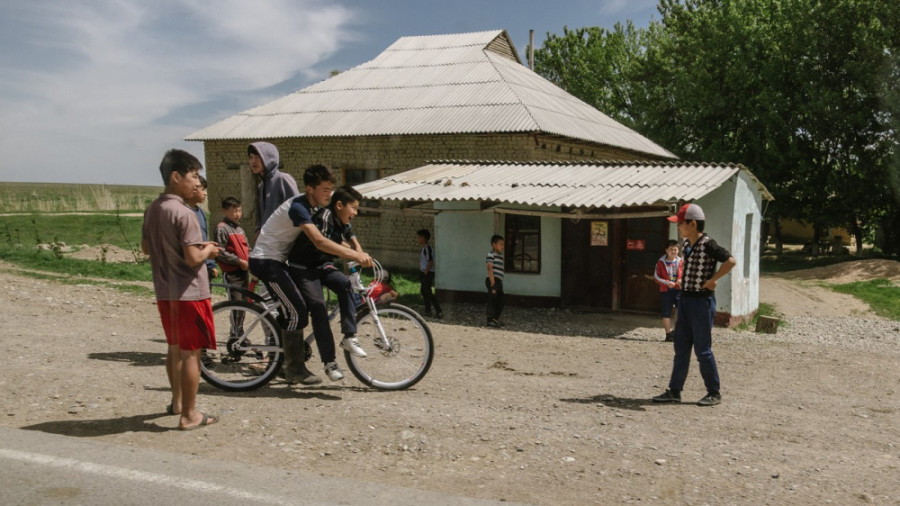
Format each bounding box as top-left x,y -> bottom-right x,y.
203,258 -> 433,391
215,258 -> 392,353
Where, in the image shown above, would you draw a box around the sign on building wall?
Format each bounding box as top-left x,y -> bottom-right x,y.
590,221 -> 608,246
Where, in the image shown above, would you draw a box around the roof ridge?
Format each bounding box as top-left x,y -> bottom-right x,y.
423,159 -> 743,168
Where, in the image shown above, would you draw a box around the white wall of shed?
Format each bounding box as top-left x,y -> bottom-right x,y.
692,172 -> 763,319
434,202 -> 562,297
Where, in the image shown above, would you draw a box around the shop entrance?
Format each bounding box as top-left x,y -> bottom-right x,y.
561,217 -> 668,312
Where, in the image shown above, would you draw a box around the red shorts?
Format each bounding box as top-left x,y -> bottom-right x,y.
156,299 -> 216,351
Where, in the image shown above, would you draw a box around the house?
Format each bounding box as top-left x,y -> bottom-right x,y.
185,29 -> 674,263
357,160 -> 772,325
186,29 -> 772,324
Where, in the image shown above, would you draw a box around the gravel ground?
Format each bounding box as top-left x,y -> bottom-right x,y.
1,259 -> 899,505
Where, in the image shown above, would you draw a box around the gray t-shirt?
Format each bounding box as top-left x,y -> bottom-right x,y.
142,193 -> 210,301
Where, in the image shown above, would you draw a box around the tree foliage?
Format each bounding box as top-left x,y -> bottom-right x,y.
533,0 -> 900,256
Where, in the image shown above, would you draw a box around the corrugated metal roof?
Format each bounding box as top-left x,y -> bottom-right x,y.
186,30 -> 675,159
355,161 -> 773,212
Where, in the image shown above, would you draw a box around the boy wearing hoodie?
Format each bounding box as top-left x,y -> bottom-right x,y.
248,142 -> 299,237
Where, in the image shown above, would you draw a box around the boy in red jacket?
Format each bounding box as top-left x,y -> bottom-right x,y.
215,197 -> 250,336
653,239 -> 683,342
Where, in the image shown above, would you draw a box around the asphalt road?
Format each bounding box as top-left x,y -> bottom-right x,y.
0,426 -> 527,505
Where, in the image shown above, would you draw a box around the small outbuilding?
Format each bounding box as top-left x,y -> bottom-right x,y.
358,160 -> 772,325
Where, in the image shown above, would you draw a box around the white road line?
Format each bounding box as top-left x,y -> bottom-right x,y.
0,448 -> 291,505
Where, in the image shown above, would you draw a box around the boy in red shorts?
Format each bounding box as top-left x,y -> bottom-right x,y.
142,149 -> 221,430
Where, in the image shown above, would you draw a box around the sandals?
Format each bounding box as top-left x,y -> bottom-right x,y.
178,412 -> 218,431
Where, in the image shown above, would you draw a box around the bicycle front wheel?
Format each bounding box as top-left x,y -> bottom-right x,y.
346,303 -> 434,390
201,300 -> 284,391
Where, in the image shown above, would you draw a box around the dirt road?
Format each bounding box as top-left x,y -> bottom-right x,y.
1,260 -> 898,504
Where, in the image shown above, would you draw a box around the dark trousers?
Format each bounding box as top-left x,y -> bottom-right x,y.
667,295 -> 720,394
419,271 -> 441,314
248,258 -> 307,332
485,277 -> 504,321
292,266 -> 357,365
223,269 -> 250,335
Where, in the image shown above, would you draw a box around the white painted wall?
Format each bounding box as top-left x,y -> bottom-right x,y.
434,202 -> 562,297
692,172 -> 763,318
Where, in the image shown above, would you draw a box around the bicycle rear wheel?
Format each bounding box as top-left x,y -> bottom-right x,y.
345,303 -> 433,390
201,300 -> 283,391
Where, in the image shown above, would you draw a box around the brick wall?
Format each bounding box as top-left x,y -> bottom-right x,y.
198,133 -> 655,268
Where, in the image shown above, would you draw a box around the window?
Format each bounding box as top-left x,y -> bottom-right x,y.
504,214 -> 541,273
744,213 -> 753,278
342,167 -> 382,210
343,168 -> 381,186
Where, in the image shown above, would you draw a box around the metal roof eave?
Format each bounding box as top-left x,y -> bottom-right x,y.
360,196 -> 678,220
355,160 -> 772,218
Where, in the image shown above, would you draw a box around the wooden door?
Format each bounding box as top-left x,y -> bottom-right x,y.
622,218 -> 668,312
561,219 -> 613,309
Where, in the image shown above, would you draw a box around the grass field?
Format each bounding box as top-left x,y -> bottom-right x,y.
0,181 -> 160,213
1,213 -> 143,249
833,278 -> 900,320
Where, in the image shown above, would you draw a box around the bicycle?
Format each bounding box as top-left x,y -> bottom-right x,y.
201,259 -> 434,392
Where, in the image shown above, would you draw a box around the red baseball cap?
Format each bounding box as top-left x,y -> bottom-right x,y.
668,203 -> 705,223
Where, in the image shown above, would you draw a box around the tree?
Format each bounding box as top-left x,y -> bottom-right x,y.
534,0 -> 900,257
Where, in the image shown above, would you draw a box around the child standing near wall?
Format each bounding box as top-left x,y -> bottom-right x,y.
416,229 -> 442,318
654,239 -> 683,342
485,234 -> 505,327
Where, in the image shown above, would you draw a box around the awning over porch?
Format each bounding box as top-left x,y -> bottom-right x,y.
355,160 -> 773,219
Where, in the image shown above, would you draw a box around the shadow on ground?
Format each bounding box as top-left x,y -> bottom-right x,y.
21,413 -> 172,437
88,351 -> 165,367
560,393 -> 682,412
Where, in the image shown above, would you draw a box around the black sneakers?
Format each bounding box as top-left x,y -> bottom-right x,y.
654,389 -> 721,406
697,392 -> 722,406
652,389 -> 681,403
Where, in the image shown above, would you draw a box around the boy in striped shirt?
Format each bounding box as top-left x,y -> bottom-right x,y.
485,234 -> 505,327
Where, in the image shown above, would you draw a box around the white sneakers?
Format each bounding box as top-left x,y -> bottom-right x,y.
324,361 -> 344,381
323,337 -> 365,382
340,336 -> 367,358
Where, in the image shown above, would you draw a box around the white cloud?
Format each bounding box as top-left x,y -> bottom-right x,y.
0,0 -> 356,184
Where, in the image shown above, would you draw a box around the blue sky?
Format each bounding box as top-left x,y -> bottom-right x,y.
0,0 -> 660,186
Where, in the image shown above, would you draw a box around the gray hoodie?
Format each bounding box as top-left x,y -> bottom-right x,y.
249,142 -> 299,231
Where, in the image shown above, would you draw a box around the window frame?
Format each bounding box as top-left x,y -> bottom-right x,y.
340,167 -> 383,213
504,213 -> 542,274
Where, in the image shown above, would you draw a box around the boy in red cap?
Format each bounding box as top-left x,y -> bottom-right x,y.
652,203 -> 735,406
